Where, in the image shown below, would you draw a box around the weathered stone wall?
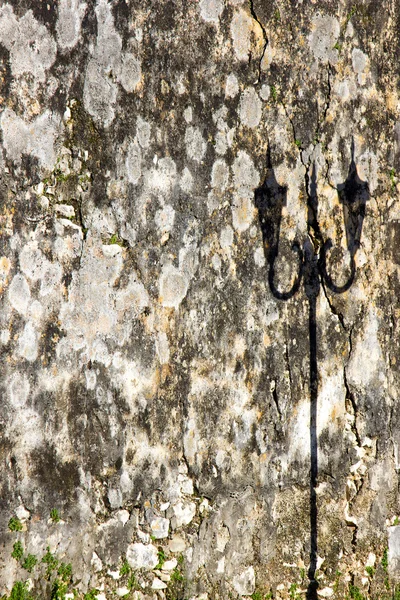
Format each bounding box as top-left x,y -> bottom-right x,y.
1,0 -> 400,598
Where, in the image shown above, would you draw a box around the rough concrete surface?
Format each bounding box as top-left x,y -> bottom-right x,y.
1,0 -> 400,598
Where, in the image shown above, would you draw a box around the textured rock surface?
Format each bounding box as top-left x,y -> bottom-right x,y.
1,0 -> 400,598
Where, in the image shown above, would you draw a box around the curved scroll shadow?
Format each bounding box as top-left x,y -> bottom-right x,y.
321,139 -> 369,293
254,147 -> 303,300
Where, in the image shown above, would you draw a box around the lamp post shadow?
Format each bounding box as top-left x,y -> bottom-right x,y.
254,143 -> 368,599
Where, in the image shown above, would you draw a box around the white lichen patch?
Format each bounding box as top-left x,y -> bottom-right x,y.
112,355 -> 156,412
260,84 -> 270,101
126,141 -> 142,185
185,126 -> 207,162
28,299 -> 44,324
333,78 -> 357,102
0,4 -> 57,81
352,48 -> 368,74
1,109 -> 60,169
155,205 -> 175,236
147,157 -> 177,194
17,322 -> 39,362
54,220 -> 83,263
254,246 -> 265,267
308,13 -> 340,63
180,167 -> 193,192
220,225 -> 234,249
156,331 -> 170,364
239,87 -> 262,128
231,150 -> 260,194
317,365 -> 346,437
136,116 -> 151,149
352,47 -> 369,84
85,60 -> 118,127
119,52 -> 142,93
58,238 -> 149,363
17,241 -> 64,309
199,0 -> 224,25
8,274 -> 31,316
83,0 -> 142,126
159,264 -> 189,309
358,147 -> 378,193
8,372 -> 30,408
225,73 -> 239,98
56,0 -> 87,51
230,8 -> 264,62
232,194 -> 255,232
347,308 -> 385,388
211,159 -> 229,191
183,106 -> 193,123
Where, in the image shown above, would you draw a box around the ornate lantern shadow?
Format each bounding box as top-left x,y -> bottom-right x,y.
254,141 -> 369,600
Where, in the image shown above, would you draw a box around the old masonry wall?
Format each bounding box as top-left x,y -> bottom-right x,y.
1,0 -> 400,599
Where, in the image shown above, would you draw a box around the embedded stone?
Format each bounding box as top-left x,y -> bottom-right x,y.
126,544 -> 158,570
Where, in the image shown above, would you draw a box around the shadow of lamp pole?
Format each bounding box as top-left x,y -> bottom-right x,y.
254,141 -> 369,599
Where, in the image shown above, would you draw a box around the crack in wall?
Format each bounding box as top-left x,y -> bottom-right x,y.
320,278 -> 346,330
315,64 -> 332,143
271,381 -> 282,420
284,340 -> 293,397
249,0 -> 268,84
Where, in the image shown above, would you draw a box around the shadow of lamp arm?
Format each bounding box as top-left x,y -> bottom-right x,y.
320,139 -> 369,294
255,149 -> 303,300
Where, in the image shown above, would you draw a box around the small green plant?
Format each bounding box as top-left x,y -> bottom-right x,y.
333,41 -> 343,52
348,584 -> 366,600
51,579 -> 68,600
109,233 -> 119,245
127,572 -> 138,591
83,590 -> 100,600
251,593 -> 268,600
50,508 -> 60,523
119,560 -> 130,576
57,562 -> 72,581
11,541 -> 24,561
289,583 -> 301,600
334,570 -> 342,593
155,548 -> 166,569
274,8 -> 280,20
345,5 -> 357,26
271,85 -> 278,101
382,547 -> 389,572
42,546 -> 59,579
384,575 -> 390,590
177,553 -> 184,566
295,139 -> 302,148
171,567 -> 184,583
8,581 -> 33,600
107,233 -> 125,246
21,554 -> 37,573
365,565 -> 375,577
393,584 -> 400,600
8,517 -> 23,532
